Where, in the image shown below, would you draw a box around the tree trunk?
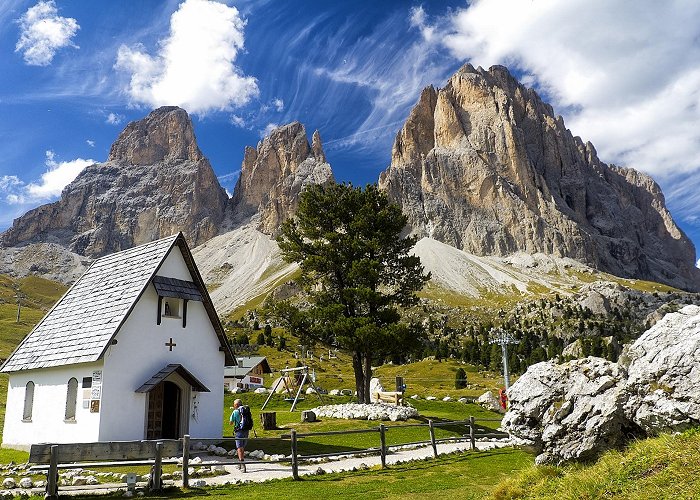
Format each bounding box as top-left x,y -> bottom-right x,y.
353,351 -> 366,404
363,353 -> 372,404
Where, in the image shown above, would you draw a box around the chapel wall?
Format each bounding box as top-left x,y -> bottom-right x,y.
99,245 -> 225,440
2,362 -> 103,450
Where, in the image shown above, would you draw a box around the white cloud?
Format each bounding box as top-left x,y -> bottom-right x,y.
260,123 -> 279,138
697,258 -> 700,269
86,139 -> 95,147
409,6 -> 435,42
115,0 -> 259,115
230,114 -> 246,127
1,151 -> 96,204
1,175 -> 24,204
15,0 -> 79,66
106,112 -> 124,125
429,0 -> 700,180
273,98 -> 284,112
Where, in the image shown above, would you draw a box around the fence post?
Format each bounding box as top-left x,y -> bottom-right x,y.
428,420 -> 438,458
469,416 -> 476,450
46,445 -> 58,499
182,434 -> 190,488
379,424 -> 387,468
151,441 -> 163,491
290,429 -> 299,480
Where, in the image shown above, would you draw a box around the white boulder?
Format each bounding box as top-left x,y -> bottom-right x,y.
369,378 -> 385,403
476,391 -> 503,413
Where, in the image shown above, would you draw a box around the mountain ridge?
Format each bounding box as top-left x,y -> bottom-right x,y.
1,65 -> 697,300
379,64 -> 699,291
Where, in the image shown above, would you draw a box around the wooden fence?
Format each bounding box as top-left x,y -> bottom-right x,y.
29,415 -> 506,496
280,416 -> 507,480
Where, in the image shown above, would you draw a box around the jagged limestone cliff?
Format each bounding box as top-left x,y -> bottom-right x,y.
1,107 -> 228,257
379,64 -> 699,291
228,122 -> 334,235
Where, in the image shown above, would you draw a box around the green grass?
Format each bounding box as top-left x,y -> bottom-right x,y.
219,393 -> 504,457
64,448 -> 531,500
492,428 -> 700,499
0,274 -> 66,462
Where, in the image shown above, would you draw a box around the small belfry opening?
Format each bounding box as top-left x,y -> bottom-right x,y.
162,299 -> 180,318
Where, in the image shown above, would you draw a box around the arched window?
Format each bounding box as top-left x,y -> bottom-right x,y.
23,381 -> 34,421
65,378 -> 78,421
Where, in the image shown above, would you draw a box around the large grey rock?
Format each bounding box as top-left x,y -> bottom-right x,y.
621,305 -> 700,432
379,64 -> 699,292
502,358 -> 628,465
504,305 -> 700,465
476,391 -> 503,413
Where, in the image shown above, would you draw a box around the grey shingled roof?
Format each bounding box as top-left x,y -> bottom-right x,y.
152,276 -> 203,301
135,364 -> 210,393
1,234 -> 235,372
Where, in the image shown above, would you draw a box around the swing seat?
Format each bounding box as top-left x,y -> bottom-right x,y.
284,397 -> 304,402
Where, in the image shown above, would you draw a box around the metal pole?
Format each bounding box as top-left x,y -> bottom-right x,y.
501,343 -> 510,390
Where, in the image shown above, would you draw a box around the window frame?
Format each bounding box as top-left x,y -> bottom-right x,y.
65,377 -> 79,422
22,381 -> 34,422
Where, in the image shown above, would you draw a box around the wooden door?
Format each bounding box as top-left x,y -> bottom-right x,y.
146,384 -> 164,440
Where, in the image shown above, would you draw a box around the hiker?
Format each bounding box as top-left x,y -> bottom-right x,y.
229,398 -> 252,472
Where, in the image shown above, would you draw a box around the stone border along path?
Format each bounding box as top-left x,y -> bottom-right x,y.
16,438 -> 512,497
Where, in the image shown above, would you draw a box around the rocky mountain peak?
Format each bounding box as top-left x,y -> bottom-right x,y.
379,64 -> 699,291
108,106 -> 203,166
229,121 -> 334,234
2,107 -> 226,257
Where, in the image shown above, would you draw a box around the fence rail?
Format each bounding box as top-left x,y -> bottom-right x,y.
284,415 -> 507,480
30,414 -> 507,495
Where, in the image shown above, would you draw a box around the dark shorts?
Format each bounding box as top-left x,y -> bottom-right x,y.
235,429 -> 249,449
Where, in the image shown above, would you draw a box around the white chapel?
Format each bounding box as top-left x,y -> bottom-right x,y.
1,233 -> 235,450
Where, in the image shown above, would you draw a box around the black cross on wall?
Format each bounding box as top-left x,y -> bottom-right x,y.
165,338 -> 177,351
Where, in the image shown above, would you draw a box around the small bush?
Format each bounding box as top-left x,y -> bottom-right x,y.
455,367 -> 467,389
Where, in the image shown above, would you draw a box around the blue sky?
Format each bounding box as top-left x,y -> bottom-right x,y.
1,0 -> 699,266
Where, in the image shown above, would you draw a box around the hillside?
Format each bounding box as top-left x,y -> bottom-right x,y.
493,428 -> 700,499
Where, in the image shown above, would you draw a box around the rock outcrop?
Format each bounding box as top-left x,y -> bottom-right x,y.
1,107 -> 228,257
503,305 -> 700,465
379,64 -> 699,291
228,122 -> 334,235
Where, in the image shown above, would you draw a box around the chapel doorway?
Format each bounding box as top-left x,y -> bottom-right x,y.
146,381 -> 181,439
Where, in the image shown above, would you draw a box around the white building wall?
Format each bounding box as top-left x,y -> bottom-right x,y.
2,362 -> 103,450
100,245 -> 225,441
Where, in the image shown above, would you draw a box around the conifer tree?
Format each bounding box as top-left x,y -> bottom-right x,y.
274,183 -> 429,403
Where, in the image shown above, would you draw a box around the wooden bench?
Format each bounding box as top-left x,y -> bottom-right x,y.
374,391 -> 404,405
30,439 -> 183,498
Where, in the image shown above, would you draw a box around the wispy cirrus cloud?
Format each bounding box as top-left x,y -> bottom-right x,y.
115,0 -> 258,115
15,0 -> 79,66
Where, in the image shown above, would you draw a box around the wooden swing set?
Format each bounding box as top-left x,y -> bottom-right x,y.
261,365 -> 324,411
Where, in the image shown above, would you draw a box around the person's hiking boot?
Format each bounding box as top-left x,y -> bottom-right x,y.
239,462 -> 246,473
